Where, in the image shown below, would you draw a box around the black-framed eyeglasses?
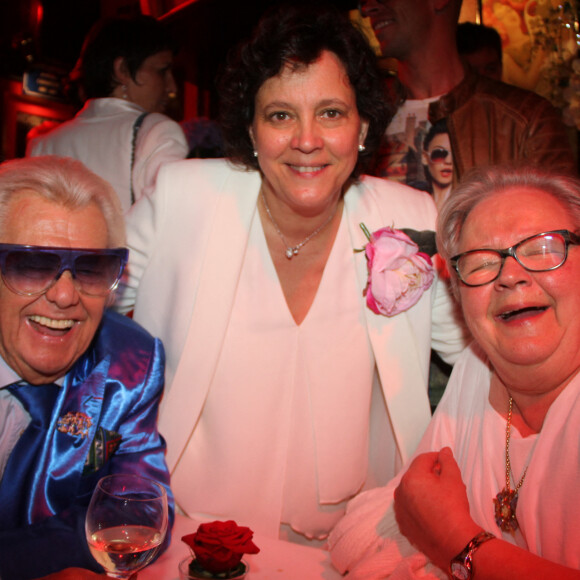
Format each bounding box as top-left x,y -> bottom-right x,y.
450,230 -> 580,287
0,244 -> 128,297
429,147 -> 452,163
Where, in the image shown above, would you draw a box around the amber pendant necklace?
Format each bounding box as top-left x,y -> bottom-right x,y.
493,396 -> 529,534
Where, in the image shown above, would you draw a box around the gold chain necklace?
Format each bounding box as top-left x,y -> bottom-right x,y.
261,192 -> 336,260
493,396 -> 529,534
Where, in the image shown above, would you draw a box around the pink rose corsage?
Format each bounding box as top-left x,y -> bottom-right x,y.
360,224 -> 435,317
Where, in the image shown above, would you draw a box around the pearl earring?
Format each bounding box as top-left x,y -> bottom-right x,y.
253,150 -> 258,158
358,144 -> 366,152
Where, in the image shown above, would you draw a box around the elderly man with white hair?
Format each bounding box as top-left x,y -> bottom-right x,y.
0,156 -> 172,579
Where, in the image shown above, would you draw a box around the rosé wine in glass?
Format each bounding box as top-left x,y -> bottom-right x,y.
85,474 -> 168,579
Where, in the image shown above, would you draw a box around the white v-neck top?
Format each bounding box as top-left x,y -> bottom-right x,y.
175,209 -> 401,540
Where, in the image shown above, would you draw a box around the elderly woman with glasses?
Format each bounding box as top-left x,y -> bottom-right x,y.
329,165 -> 580,579
0,156 -> 172,580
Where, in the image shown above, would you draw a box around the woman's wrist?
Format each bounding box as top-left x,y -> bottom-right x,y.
449,530 -> 496,580
435,523 -> 485,572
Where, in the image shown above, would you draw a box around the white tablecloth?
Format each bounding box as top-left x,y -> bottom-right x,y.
139,515 -> 342,580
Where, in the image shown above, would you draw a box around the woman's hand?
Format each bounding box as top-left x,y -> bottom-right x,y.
393,447 -> 482,571
36,569 -> 106,579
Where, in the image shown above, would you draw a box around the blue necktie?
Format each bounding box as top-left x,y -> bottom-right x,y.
0,381 -> 60,527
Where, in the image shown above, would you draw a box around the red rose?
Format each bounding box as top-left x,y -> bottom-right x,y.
182,520 -> 260,574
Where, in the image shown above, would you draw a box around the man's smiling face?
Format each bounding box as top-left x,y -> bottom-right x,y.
359,0 -> 433,59
0,190 -> 109,384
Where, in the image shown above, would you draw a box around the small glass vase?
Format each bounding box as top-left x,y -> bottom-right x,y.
178,557 -> 249,580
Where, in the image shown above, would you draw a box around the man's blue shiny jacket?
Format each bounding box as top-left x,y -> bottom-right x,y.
0,310 -> 174,579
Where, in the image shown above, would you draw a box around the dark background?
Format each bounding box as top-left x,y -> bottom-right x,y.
0,0 -> 359,89
0,0 -> 360,160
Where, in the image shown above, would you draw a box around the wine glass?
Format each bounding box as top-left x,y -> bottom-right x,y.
85,473 -> 168,578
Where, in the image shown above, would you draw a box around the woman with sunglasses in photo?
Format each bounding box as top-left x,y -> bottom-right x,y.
0,156 -> 173,579
421,119 -> 454,208
330,165 -> 580,579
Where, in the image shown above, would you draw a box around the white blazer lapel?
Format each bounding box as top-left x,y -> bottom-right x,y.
344,183 -> 432,464
161,171 -> 261,471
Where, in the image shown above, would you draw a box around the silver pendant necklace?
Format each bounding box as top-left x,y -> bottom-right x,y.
261,192 -> 336,259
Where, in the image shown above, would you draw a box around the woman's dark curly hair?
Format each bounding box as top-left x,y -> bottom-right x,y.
73,15 -> 175,99
217,2 -> 393,178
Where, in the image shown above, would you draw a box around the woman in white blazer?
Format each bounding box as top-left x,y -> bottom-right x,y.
117,3 -> 466,545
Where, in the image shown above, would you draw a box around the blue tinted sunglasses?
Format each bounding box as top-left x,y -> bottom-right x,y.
0,244 -> 128,296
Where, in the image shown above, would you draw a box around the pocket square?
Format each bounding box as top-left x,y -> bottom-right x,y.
83,427 -> 122,475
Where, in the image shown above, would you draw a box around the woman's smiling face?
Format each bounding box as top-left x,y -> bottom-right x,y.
457,186 -> 580,383
250,50 -> 368,217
